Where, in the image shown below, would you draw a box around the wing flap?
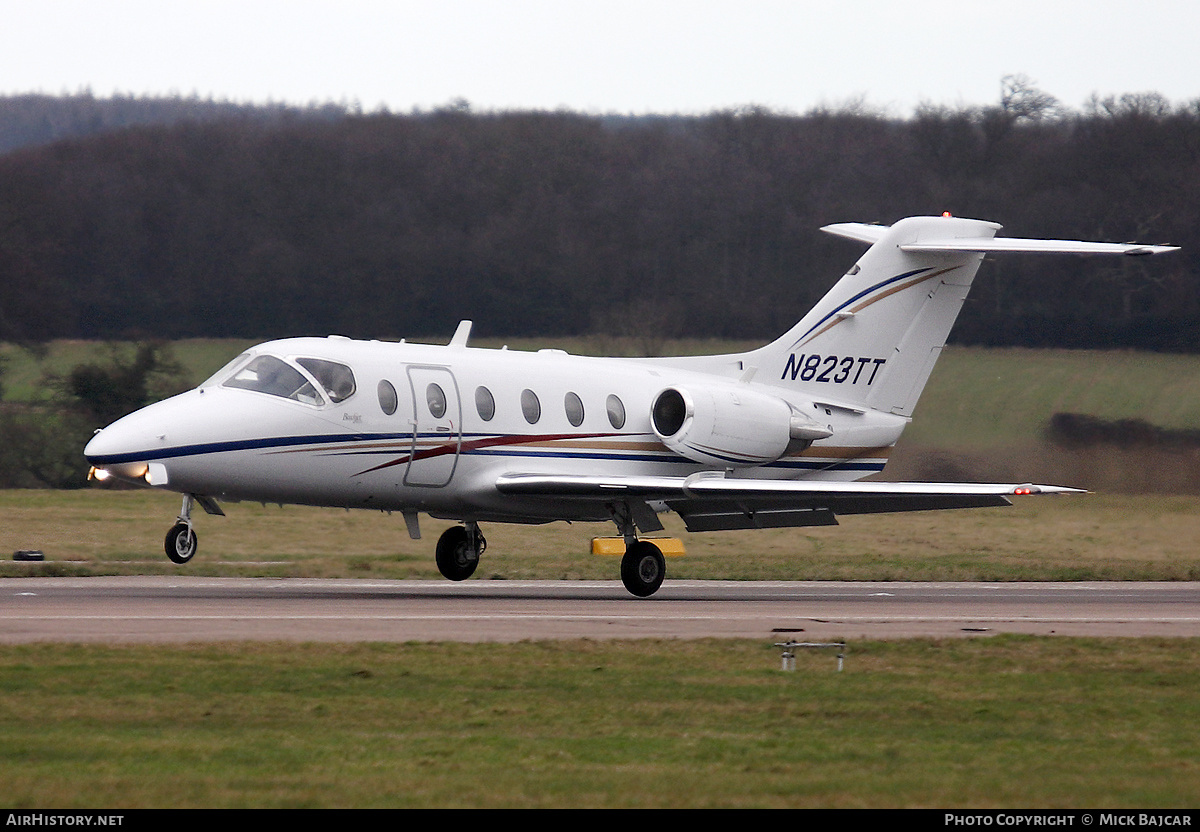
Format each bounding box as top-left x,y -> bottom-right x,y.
681,506 -> 838,532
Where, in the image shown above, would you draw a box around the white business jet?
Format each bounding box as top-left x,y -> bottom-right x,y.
84,215 -> 1177,596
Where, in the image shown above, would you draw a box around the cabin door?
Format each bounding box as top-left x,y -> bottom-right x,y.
404,366 -> 462,487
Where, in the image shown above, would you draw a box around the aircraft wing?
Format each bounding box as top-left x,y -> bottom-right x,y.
493,472 -> 1082,532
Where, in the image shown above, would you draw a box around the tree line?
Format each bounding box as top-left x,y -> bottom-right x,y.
0,83 -> 1197,351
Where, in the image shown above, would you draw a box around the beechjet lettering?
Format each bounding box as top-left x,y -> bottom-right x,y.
84,215 -> 1177,597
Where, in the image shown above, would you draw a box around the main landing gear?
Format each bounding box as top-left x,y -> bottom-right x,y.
165,494 -> 198,564
436,522 -> 487,581
431,520 -> 664,597
620,540 -> 666,598
610,501 -> 667,597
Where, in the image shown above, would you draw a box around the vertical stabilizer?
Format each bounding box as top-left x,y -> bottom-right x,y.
752,215 -> 999,417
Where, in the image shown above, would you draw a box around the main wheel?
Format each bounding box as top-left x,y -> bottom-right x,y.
621,541 -> 665,597
165,522 -> 198,564
436,525 -> 480,581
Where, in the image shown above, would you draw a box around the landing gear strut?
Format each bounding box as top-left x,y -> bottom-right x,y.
165,494 -> 197,564
621,540 -> 666,597
436,523 -> 486,581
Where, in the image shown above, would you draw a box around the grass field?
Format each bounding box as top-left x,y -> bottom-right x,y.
2,637 -> 1197,808
3,488 -> 1200,581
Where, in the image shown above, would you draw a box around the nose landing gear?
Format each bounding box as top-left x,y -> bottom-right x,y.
162,494 -> 223,564
165,495 -> 197,564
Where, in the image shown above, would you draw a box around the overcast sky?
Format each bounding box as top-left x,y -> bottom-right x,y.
2,1 -> 1197,116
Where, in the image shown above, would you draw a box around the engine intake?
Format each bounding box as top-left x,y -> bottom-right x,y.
651,388 -> 689,437
651,385 -> 813,467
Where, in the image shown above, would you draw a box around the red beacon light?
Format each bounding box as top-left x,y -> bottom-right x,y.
942,211 -> 953,218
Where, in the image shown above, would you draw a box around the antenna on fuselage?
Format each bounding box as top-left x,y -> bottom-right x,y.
449,320 -> 473,348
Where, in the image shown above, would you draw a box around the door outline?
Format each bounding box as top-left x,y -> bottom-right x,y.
404,365 -> 462,487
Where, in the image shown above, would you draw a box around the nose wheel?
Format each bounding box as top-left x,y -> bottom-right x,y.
165,494 -> 198,564
165,522 -> 198,564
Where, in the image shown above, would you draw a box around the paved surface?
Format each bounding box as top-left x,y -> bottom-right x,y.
3,577 -> 1198,642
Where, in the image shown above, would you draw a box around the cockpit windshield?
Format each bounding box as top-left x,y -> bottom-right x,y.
200,353 -> 251,388
223,355 -> 325,405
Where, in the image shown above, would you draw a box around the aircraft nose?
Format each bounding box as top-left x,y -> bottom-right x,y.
84,419 -> 134,463
85,406 -> 164,466
83,392 -> 198,485
85,422 -> 150,484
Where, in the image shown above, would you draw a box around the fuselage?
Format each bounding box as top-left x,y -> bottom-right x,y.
83,335 -> 908,523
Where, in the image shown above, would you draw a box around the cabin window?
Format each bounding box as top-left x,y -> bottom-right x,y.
564,392 -> 585,427
606,394 -> 626,429
377,380 -> 398,415
475,386 -> 495,421
521,389 -> 541,424
224,355 -> 324,405
426,383 -> 447,418
297,358 -> 356,403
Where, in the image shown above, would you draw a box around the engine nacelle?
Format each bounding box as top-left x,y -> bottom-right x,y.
651,384 -> 818,467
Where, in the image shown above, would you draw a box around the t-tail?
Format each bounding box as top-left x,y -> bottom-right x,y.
747,214 -> 1178,418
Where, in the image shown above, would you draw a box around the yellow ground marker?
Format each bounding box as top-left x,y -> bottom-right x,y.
591,537 -> 686,557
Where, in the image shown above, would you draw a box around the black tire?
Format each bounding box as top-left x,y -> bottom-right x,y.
436,525 -> 479,581
621,541 -> 665,597
165,522 -> 197,564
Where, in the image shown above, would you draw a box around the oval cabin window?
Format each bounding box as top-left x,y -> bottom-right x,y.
606,394 -> 626,429
377,379 -> 398,416
564,392 -> 585,427
475,386 -> 496,421
521,389 -> 541,424
426,383 -> 447,418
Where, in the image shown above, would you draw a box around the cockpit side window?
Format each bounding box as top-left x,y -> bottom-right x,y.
224,355 -> 325,405
297,358 -> 356,403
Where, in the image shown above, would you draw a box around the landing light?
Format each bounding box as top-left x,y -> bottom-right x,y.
88,466 -> 111,482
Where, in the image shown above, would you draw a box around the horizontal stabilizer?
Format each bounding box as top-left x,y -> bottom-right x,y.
900,238 -> 1179,256
820,222 -> 889,245
821,220 -> 1178,256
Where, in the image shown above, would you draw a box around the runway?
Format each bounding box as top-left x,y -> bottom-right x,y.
3,577 -> 1198,642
